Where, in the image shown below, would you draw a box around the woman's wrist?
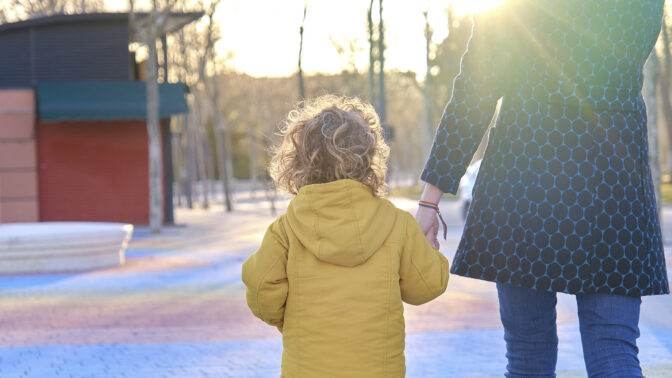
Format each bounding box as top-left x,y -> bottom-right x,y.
419,182 -> 443,204
418,184 -> 448,240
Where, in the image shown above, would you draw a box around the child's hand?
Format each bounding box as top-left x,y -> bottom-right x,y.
415,206 -> 440,249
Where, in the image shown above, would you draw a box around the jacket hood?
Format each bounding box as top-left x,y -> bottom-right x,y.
285,179 -> 398,267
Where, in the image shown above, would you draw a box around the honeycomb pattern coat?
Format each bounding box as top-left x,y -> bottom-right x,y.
242,179 -> 449,377
422,0 -> 669,296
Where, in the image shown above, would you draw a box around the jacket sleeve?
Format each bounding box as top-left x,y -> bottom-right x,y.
241,216 -> 289,330
421,9 -> 508,194
399,213 -> 450,305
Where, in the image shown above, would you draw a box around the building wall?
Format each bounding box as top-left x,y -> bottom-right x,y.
0,29 -> 30,87
0,17 -> 129,87
36,120 -> 162,224
0,89 -> 39,223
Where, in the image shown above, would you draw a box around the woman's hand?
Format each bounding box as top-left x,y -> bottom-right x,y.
416,182 -> 444,249
415,205 -> 440,249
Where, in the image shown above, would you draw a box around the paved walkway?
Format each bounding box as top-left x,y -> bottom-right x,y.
0,195 -> 670,377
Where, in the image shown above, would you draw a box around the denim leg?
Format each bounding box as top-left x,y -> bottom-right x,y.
497,283 -> 558,378
576,292 -> 643,378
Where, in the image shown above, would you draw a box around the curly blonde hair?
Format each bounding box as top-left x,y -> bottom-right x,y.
270,95 -> 390,197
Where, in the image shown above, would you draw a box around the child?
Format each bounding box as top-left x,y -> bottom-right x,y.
242,95 -> 449,377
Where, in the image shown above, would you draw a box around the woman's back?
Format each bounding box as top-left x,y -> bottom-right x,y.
507,0 -> 663,111
423,0 -> 669,296
419,1 -> 669,375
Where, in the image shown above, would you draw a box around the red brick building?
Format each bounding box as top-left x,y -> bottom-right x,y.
37,119 -> 157,224
0,13 -> 200,225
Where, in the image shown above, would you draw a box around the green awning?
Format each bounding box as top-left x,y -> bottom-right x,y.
37,81 -> 188,121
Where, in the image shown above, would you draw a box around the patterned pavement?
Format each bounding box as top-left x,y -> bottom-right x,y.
0,195 -> 670,377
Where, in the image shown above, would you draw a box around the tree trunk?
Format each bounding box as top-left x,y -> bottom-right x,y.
208,83 -> 233,212
223,125 -> 235,208
203,119 -> 216,206
192,92 -> 210,209
377,0 -> 386,125
367,0 -> 376,104
161,34 -> 169,83
172,127 -> 184,208
422,9 -> 433,159
298,1 -> 307,99
250,123 -> 259,198
214,120 -> 233,212
184,111 -> 194,209
266,185 -> 277,217
146,34 -> 164,233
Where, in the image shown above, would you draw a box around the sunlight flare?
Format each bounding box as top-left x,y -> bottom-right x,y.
451,0 -> 507,15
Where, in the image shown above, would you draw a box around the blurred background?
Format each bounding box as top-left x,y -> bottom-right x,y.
0,0 -> 513,229
3,0 -> 672,222
0,1 -> 671,377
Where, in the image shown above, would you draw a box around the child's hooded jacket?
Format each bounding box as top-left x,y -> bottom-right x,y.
242,179 -> 449,377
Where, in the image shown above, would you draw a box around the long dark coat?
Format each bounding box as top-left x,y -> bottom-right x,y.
422,0 -> 669,296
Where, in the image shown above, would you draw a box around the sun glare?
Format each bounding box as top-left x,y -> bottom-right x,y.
451,0 -> 507,15
102,0 -> 509,77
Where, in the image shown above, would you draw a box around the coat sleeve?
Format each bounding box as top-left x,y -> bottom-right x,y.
241,216 -> 289,330
399,213 -> 450,305
421,9 -> 508,194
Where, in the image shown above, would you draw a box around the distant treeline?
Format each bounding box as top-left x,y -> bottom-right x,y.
188,14 -> 475,184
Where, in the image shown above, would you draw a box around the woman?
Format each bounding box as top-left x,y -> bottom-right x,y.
416,0 -> 669,376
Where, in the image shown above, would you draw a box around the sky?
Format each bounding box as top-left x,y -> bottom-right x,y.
105,0 -> 505,78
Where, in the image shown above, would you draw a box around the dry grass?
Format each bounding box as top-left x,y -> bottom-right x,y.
661,182 -> 672,204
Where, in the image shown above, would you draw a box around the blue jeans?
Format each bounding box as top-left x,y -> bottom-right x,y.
496,283 -> 643,378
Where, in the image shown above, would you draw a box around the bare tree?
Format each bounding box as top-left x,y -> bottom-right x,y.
1,0 -> 104,21
265,181 -> 278,216
377,0 -> 386,125
422,9 -> 434,157
423,5 -> 471,141
173,115 -> 193,208
248,125 -> 259,198
191,93 -> 213,208
173,29 -> 197,209
365,0 -> 385,122
170,1 -> 210,210
248,82 -> 264,198
208,79 -> 234,212
297,0 -> 307,99
129,0 -> 181,233
170,0 -> 234,212
367,0 -> 376,103
194,0 -> 234,212
330,37 -> 361,72
329,36 -> 365,96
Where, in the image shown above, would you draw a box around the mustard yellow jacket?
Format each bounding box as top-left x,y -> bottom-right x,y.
242,179 -> 449,377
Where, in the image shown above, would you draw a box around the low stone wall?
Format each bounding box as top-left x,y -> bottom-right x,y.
0,222 -> 133,274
